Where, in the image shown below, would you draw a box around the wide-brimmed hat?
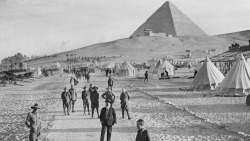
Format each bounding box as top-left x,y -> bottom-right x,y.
83,86 -> 87,89
105,99 -> 111,103
106,87 -> 111,90
89,83 -> 92,86
93,86 -> 98,90
63,87 -> 67,90
31,103 -> 40,109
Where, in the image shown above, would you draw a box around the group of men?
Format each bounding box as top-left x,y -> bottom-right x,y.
25,76 -> 150,141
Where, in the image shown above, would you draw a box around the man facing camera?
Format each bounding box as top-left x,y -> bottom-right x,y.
100,99 -> 117,141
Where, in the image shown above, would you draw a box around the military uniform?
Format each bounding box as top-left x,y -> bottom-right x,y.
120,92 -> 131,119
69,88 -> 77,112
82,89 -> 90,115
135,128 -> 150,141
61,90 -> 71,115
102,91 -> 115,105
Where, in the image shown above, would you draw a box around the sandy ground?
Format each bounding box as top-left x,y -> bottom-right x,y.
1,68 -> 250,141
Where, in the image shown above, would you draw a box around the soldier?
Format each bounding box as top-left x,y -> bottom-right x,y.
107,76 -> 113,91
61,87 -> 71,115
144,71 -> 148,82
69,85 -> 77,112
102,87 -> 115,105
136,119 -> 150,141
82,86 -> 90,115
89,83 -> 93,94
25,103 -> 42,141
120,88 -> 131,119
86,72 -> 90,83
100,99 -> 117,141
90,86 -> 100,118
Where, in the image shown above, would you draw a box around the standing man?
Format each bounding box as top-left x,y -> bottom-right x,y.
69,85 -> 77,112
144,71 -> 148,82
120,88 -> 131,120
102,87 -> 116,105
82,86 -> 90,115
89,83 -> 93,95
25,103 -> 42,141
90,86 -> 100,118
100,99 -> 117,141
61,87 -> 71,115
135,119 -> 150,141
108,76 -> 113,91
86,72 -> 90,83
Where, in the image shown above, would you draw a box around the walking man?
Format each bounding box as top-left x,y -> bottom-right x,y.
25,103 -> 42,141
100,99 -> 117,141
144,71 -> 148,82
90,86 -> 100,118
136,119 -> 150,141
108,76 -> 113,91
120,88 -> 131,119
69,85 -> 77,112
82,86 -> 90,115
89,83 -> 93,95
102,87 -> 115,105
61,87 -> 71,115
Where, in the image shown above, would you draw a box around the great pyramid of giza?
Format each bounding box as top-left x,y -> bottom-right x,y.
131,1 -> 207,37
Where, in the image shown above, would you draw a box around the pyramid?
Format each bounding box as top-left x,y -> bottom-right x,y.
131,1 -> 207,37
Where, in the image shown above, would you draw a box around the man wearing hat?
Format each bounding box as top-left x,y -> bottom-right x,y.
69,85 -> 77,112
82,86 -> 90,115
120,88 -> 131,120
100,99 -> 117,141
25,103 -> 42,141
90,86 -> 100,118
61,87 -> 71,115
107,76 -> 114,91
102,87 -> 116,105
89,83 -> 93,95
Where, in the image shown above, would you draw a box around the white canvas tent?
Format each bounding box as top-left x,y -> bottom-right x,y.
32,66 -> 43,78
193,57 -> 224,90
217,55 -> 250,96
152,59 -> 163,74
102,62 -> 115,69
118,62 -> 136,76
153,60 -> 175,76
56,62 -> 61,68
194,62 -> 203,71
113,63 -> 121,73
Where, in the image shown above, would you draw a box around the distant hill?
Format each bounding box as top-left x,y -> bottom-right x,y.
218,30 -> 250,42
27,35 -> 248,68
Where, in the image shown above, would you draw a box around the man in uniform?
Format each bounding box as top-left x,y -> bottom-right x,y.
100,99 -> 117,141
82,86 -> 90,115
89,83 -> 93,95
144,71 -> 148,82
90,86 -> 100,118
120,88 -> 131,119
61,87 -> 71,115
69,85 -> 77,112
135,119 -> 150,141
108,76 -> 113,91
102,87 -> 115,106
25,103 -> 42,141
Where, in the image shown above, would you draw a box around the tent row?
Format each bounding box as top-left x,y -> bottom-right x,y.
192,55 -> 250,96
102,62 -> 136,76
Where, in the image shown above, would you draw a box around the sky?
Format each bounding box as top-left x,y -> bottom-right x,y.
0,0 -> 250,60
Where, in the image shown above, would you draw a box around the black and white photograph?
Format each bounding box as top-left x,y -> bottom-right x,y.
1,0 -> 250,140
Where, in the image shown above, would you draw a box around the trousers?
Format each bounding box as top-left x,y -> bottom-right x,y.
100,124 -> 112,141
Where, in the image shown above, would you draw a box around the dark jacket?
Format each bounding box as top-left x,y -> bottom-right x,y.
61,91 -> 71,103
135,129 -> 150,141
145,73 -> 148,78
82,90 -> 89,102
102,91 -> 115,104
108,78 -> 113,86
100,107 -> 117,126
90,91 -> 99,106
120,92 -> 130,105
